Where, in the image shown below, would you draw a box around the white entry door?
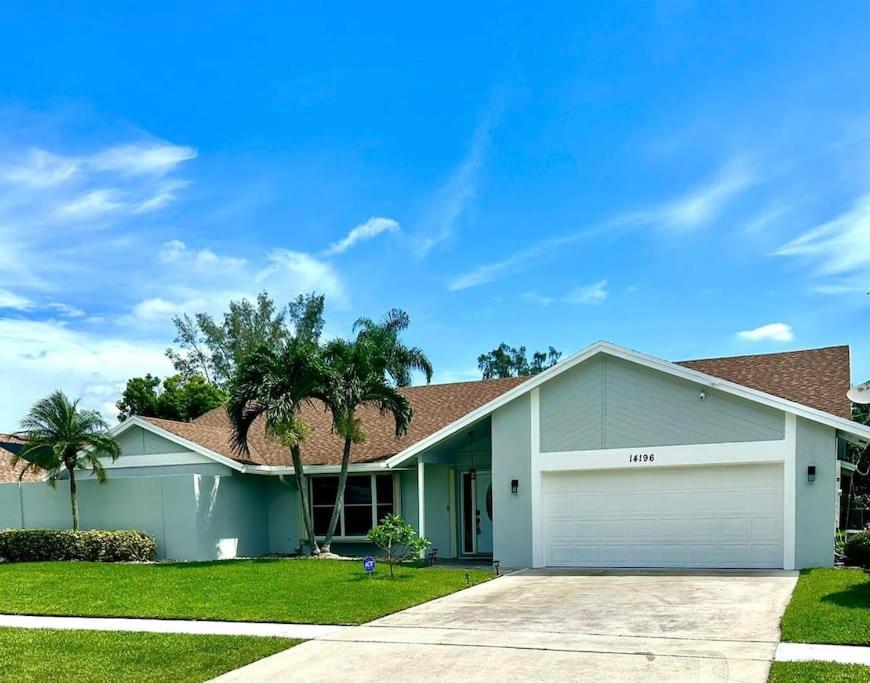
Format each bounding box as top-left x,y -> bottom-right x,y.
542,463 -> 783,568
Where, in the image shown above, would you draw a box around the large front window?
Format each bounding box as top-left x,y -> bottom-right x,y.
310,474 -> 395,538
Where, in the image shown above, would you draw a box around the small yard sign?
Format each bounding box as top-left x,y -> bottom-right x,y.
363,556 -> 376,574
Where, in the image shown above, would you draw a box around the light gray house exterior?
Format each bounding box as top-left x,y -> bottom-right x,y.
2,341 -> 867,569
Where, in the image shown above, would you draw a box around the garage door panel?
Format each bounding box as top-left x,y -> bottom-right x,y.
543,464 -> 783,568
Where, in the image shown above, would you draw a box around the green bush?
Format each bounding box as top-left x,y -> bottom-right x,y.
0,529 -> 157,563
843,531 -> 870,568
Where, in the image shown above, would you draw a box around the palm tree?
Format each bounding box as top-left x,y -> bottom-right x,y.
13,391 -> 121,530
319,310 -> 432,553
226,336 -> 327,555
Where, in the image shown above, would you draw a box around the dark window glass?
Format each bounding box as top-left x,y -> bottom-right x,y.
311,477 -> 338,504
313,506 -> 333,535
344,505 -> 373,536
376,475 -> 393,505
344,476 -> 372,505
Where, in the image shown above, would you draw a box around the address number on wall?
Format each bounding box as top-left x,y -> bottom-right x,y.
628,453 -> 655,464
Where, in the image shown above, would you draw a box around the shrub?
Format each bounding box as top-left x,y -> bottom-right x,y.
0,529 -> 157,563
843,531 -> 870,568
366,514 -> 430,578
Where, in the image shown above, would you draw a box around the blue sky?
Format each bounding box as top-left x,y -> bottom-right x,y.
1,3 -> 869,428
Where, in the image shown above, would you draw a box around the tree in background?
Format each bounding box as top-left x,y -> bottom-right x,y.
477,343 -> 562,379
166,292 -> 325,388
115,374 -> 225,422
14,391 -> 121,530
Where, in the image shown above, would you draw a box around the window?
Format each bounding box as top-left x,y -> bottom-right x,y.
310,473 -> 395,538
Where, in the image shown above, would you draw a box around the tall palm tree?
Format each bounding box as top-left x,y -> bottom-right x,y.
226,336 -> 327,555
319,310 -> 432,552
13,391 -> 121,530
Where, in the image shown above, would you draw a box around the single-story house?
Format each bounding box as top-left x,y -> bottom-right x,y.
2,341 -> 868,569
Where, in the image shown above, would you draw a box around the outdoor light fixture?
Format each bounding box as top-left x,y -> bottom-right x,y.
807,465 -> 816,484
511,479 -> 519,495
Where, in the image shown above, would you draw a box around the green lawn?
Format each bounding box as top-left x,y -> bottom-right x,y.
0,628 -> 297,682
769,662 -> 870,682
0,559 -> 492,625
780,568 -> 870,645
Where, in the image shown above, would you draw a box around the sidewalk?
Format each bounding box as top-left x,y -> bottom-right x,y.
0,613 -> 347,639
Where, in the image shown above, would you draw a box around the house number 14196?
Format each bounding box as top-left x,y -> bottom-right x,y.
628,453 -> 655,463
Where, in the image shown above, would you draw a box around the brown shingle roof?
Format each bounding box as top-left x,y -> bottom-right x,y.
0,434 -> 45,483
143,375 -> 530,467
139,344 -> 854,467
677,345 -> 852,419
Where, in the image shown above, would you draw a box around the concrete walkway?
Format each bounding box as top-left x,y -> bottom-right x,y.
776,642 -> 870,666
212,569 -> 799,682
0,613 -> 347,639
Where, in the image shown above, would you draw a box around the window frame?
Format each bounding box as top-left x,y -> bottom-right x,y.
308,472 -> 396,540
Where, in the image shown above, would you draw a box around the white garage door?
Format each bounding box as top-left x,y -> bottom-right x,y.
542,464 -> 783,568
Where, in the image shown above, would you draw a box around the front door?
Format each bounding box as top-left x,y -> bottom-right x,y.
461,470 -> 493,556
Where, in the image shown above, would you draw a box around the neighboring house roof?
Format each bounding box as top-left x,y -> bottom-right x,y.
119,342 -> 864,471
677,345 -> 851,419
0,434 -> 45,483
141,376 -> 528,467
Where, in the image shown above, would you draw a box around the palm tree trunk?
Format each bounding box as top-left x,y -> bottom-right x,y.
321,436 -> 353,553
67,464 -> 79,531
291,444 -> 319,555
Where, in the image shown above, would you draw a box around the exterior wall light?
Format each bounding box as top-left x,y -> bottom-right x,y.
511,479 -> 519,495
807,465 -> 816,484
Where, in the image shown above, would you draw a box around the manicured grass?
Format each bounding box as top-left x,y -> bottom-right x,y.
780,568 -> 870,645
0,628 -> 297,682
0,559 -> 492,625
769,661 -> 870,682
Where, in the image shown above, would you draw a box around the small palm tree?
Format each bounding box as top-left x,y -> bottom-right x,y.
319,310 -> 432,552
226,336 -> 327,555
13,391 -> 121,531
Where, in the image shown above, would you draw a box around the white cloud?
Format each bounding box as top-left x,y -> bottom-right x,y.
56,188 -> 125,217
414,113 -> 496,258
564,280 -> 608,304
89,143 -> 197,176
0,289 -> 32,310
257,250 -> 345,303
132,297 -> 200,321
447,158 -> 755,290
0,148 -> 79,188
158,239 -> 187,263
0,318 -> 172,429
156,240 -> 246,270
774,195 -> 870,277
323,217 -> 400,256
520,291 -> 554,306
737,322 -> 795,342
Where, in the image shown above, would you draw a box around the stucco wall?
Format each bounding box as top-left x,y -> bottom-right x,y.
0,472 -> 271,561
539,354 -> 785,451
492,393 -> 533,568
794,417 -> 837,568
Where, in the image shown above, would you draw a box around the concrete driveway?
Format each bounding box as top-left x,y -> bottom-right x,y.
213,569 -> 797,682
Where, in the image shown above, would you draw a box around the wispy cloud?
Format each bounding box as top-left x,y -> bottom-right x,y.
744,201 -> 792,234
0,288 -> 32,310
520,291 -> 554,306
88,143 -> 197,176
774,195 -> 870,277
414,112 -> 497,258
449,158 -> 755,290
323,216 -> 399,256
564,279 -> 608,304
736,322 -> 795,342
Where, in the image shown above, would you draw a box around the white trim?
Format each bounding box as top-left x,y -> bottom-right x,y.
783,413 -> 797,570
417,461 -> 425,556
385,341 -> 870,468
535,439 -> 790,472
530,387 -> 544,568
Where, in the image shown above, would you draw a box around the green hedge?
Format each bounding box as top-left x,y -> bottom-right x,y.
843,531 -> 870,568
0,529 -> 157,562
